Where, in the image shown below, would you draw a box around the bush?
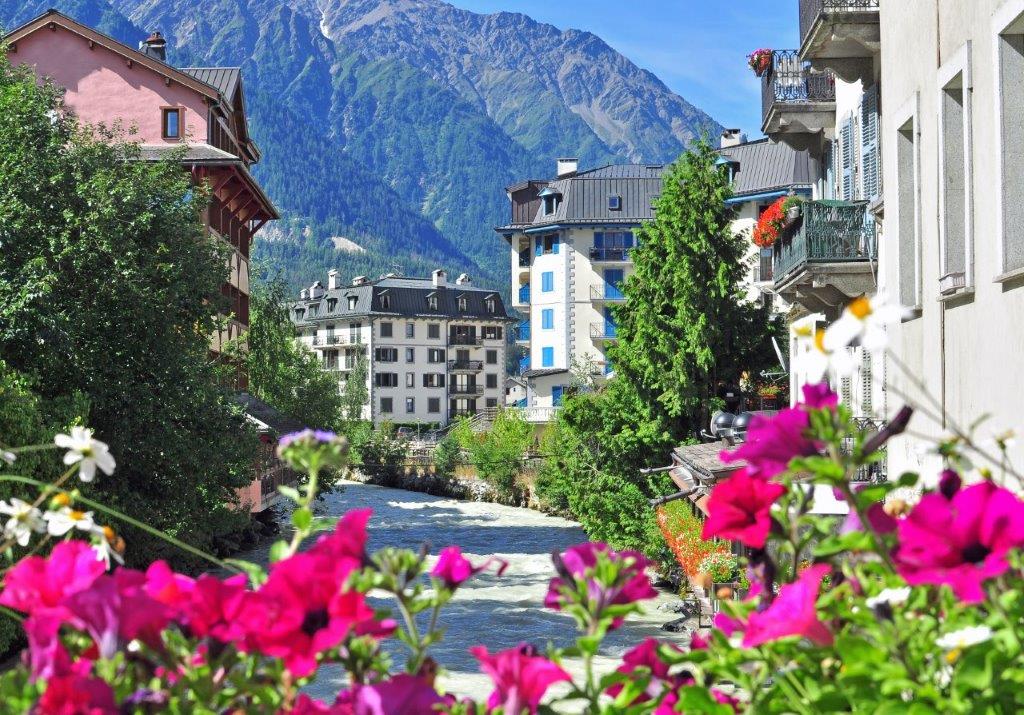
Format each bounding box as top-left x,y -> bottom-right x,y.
453,410 -> 531,503
357,421 -> 408,485
432,434 -> 462,480
656,500 -> 728,577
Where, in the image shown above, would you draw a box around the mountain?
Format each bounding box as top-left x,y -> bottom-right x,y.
1,0 -> 723,291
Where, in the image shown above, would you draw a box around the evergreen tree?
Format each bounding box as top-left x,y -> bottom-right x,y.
341,352 -> 369,424
610,141 -> 780,437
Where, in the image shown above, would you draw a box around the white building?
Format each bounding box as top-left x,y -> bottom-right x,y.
288,270 -> 513,427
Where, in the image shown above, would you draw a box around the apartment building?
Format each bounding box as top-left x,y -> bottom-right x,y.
4,11 -> 278,388
289,270 -> 512,427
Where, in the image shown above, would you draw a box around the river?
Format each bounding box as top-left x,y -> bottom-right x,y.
237,480 -> 690,704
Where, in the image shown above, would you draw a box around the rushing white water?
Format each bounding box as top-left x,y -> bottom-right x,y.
238,480 -> 690,703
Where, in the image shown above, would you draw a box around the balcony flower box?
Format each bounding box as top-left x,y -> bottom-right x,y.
748,48 -> 773,77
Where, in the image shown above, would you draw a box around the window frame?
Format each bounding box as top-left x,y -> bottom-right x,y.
428,323 -> 440,339
406,347 -> 415,363
485,349 -> 498,365
937,42 -> 975,292
380,322 -> 393,338
541,272 -> 554,293
406,397 -> 415,414
893,92 -> 922,313
406,322 -> 415,339
541,347 -> 554,368
993,1 -> 1024,281
381,397 -> 393,414
542,308 -> 554,330
161,106 -> 182,140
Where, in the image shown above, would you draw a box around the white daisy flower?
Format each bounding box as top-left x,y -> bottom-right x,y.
91,526 -> 124,567
936,625 -> 993,651
43,507 -> 96,536
54,427 -> 115,482
866,587 -> 911,609
794,326 -> 856,383
823,294 -> 904,354
0,450 -> 15,466
0,498 -> 45,547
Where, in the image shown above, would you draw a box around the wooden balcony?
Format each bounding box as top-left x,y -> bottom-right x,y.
799,0 -> 880,83
771,200 -> 877,317
761,50 -> 836,152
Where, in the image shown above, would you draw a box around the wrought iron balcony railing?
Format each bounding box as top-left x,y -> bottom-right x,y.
761,50 -> 836,127
449,335 -> 482,346
448,360 -> 483,371
590,323 -> 618,340
449,384 -> 484,396
517,285 -> 531,304
589,247 -> 632,262
845,417 -> 888,483
590,285 -> 625,302
517,321 -> 531,341
800,0 -> 880,54
772,201 -> 875,283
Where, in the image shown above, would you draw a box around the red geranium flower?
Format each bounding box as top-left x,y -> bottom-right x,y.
702,469 -> 786,548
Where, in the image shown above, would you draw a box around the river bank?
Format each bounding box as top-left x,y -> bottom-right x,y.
233,479 -> 697,703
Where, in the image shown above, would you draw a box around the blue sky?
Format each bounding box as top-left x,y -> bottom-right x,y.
449,0 -> 800,139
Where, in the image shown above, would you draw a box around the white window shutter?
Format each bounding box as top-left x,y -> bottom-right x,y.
841,116 -> 855,201
860,86 -> 880,201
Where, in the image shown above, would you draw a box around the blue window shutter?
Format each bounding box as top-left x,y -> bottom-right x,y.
553,236 -> 560,255
542,309 -> 553,329
841,116 -> 855,201
535,237 -> 542,257
542,347 -> 554,367
594,232 -> 604,248
860,86 -> 880,201
542,272 -> 554,292
552,385 -> 564,406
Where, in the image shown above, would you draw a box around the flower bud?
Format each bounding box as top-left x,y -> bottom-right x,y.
884,499 -> 910,518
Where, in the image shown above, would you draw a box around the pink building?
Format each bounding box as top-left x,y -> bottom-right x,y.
4,10 -> 278,388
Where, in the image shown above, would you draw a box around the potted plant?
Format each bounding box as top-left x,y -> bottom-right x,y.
699,551 -> 740,595
752,196 -> 787,248
781,195 -> 804,224
757,383 -> 783,409
747,48 -> 773,77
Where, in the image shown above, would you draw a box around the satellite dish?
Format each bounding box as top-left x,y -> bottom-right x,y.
772,336 -> 788,373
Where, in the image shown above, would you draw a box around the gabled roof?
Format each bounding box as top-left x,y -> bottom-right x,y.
3,10 -> 222,101
719,138 -> 817,199
181,67 -> 241,103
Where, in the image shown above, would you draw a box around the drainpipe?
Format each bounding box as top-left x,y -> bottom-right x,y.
936,0 -> 947,430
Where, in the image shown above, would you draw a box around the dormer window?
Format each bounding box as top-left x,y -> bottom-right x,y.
608,195 -> 621,211
380,294 -> 391,310
294,308 -> 305,321
485,297 -> 496,314
539,187 -> 561,216
161,107 -> 181,139
458,296 -> 467,312
347,296 -> 358,310
427,295 -> 438,311
309,304 -> 319,317
327,298 -> 337,313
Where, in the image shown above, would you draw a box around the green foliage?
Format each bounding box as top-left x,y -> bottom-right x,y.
0,51 -> 256,568
452,410 -> 532,502
341,352 -> 369,424
246,276 -> 343,430
611,141 -> 781,435
432,434 -> 462,481
358,422 -> 409,486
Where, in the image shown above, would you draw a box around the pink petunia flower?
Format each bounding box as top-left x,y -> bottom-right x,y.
545,542 -> 657,628
894,481 -> 1024,603
722,408 -> 818,479
606,638 -> 685,704
349,674 -> 454,714
471,644 -> 571,715
37,673 -> 118,715
0,540 -> 105,617
431,546 -> 508,589
800,382 -> 838,410
833,486 -> 898,536
702,469 -> 786,549
23,613 -> 70,682
63,570 -> 171,658
180,573 -> 249,641
308,508 -> 373,568
743,564 -> 833,648
282,695 -> 354,715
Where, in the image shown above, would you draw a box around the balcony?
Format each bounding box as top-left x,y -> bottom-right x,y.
590,285 -> 626,303
449,384 -> 484,396
448,360 -> 483,372
514,284 -> 531,309
799,0 -> 880,83
589,247 -> 632,263
771,200 -> 877,316
449,335 -> 483,346
449,409 -> 477,420
518,250 -> 531,268
753,251 -> 773,284
519,355 -> 530,374
590,323 -> 618,341
517,321 -> 531,342
761,50 -> 836,152
312,334 -> 363,348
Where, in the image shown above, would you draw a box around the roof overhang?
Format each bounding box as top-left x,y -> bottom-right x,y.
724,186 -> 813,206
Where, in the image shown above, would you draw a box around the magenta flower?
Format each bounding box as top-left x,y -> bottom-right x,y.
722,408 -> 818,479
655,688 -> 739,715
800,382 -> 838,410
63,570 -> 171,658
431,546 -> 508,589
471,644 -> 571,715
702,469 -> 786,548
743,564 -> 833,648
894,481 -> 1024,603
0,540 -> 105,617
285,694 -> 353,714
349,674 -> 454,714
23,613 -> 70,682
834,486 -> 898,536
545,542 -> 657,628
938,469 -> 962,500
37,673 -> 118,715
309,508 -> 372,567
181,573 -> 249,640
606,638 -> 685,703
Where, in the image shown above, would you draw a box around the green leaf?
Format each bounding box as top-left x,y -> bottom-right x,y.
268,540 -> 290,563
291,507 -> 312,531
812,531 -> 874,556
278,485 -> 301,503
221,559 -> 268,586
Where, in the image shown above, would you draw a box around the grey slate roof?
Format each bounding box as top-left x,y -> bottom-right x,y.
287,275 -> 513,323
522,368 -> 569,378
234,392 -> 306,434
181,68 -> 241,105
719,139 -> 817,198
138,143 -> 238,163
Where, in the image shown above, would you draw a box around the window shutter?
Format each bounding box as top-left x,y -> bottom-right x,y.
860,86 -> 880,201
860,348 -> 873,417
535,237 -> 543,257
594,232 -> 604,248
824,141 -> 835,200
553,236 -> 560,255
841,116 -> 855,201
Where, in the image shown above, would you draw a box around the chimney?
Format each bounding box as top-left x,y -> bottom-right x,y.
432,269 -> 447,288
309,281 -> 324,299
327,269 -> 340,290
455,273 -> 471,286
300,288 -> 308,300
139,31 -> 167,62
720,129 -> 746,149
556,158 -> 578,178
352,275 -> 369,286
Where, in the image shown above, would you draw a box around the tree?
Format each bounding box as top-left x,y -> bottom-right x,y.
341,352 -> 369,424
432,433 -> 462,480
610,141 -> 780,438
453,410 -> 532,502
358,421 -> 409,486
246,276 -> 344,430
0,52 -> 256,567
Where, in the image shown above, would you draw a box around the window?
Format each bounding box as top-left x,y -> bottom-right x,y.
380,322 -> 393,338
999,19 -> 1024,274
348,296 -> 358,310
428,398 -> 441,413
608,195 -> 621,210
543,194 -> 559,215
486,374 -> 498,389
485,349 -> 498,365
485,297 -> 495,314
423,374 -> 446,388
542,347 -> 554,368
542,235 -> 560,255
294,308 -> 305,321
483,326 -> 503,340
542,309 -> 554,330
486,398 -> 498,408
553,385 -> 565,407
541,272 -> 554,292
349,322 -> 362,342
381,397 -> 393,413
406,372 -> 415,388
458,297 -> 467,312
327,298 -> 337,312
428,324 -> 440,339
427,295 -> 438,311
406,348 -> 415,363
940,65 -> 970,288
380,294 -> 391,310
375,373 -> 398,388
406,397 -> 415,414
308,304 -> 318,317
896,111 -> 920,308
406,322 -> 415,338
161,108 -> 181,139
375,348 -> 398,362
428,348 -> 446,363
